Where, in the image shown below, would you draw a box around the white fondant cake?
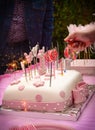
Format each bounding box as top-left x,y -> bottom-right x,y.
2,70 -> 82,112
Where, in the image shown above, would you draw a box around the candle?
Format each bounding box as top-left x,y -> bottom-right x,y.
20,61 -> 25,72
11,62 -> 17,72
21,60 -> 27,81
56,42 -> 59,69
60,58 -> 63,75
11,62 -> 18,80
22,101 -> 27,111
37,48 -> 46,75
64,58 -> 66,72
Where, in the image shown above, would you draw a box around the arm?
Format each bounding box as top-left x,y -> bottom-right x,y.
86,29 -> 95,44
64,28 -> 95,52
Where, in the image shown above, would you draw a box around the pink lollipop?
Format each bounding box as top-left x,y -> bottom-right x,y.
45,49 -> 58,62
49,49 -> 58,61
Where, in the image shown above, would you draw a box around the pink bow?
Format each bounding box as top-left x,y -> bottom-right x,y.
72,81 -> 89,104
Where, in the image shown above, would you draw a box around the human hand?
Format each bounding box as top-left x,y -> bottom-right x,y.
64,32 -> 91,52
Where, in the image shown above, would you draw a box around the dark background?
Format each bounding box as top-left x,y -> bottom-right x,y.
53,0 -> 95,59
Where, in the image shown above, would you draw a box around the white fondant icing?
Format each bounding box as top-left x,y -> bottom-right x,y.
2,70 -> 82,112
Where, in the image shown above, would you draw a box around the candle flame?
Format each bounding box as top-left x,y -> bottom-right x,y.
22,59 -> 28,65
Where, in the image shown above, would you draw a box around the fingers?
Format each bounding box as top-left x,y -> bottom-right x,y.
67,41 -> 86,52
64,32 -> 87,52
64,36 -> 74,43
64,33 -> 77,43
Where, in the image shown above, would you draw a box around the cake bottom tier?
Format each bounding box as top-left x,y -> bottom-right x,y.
2,96 -> 72,112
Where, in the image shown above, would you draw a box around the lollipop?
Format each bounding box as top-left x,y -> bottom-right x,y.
45,49 -> 58,62
50,48 -> 58,61
44,49 -> 58,87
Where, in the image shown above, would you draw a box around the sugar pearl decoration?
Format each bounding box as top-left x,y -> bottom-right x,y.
46,104 -> 49,106
34,105 -> 37,107
57,103 -> 60,106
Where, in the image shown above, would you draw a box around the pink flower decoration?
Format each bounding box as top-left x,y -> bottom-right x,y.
10,80 -> 20,85
18,85 -> 25,91
60,91 -> 65,98
36,94 -> 42,102
33,81 -> 44,87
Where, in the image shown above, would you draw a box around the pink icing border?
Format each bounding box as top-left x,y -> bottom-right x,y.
2,96 -> 72,112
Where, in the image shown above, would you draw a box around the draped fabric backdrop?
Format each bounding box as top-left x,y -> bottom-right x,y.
7,0 -> 27,44
0,0 -> 54,74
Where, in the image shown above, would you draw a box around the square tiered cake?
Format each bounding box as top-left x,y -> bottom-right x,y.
2,69 -> 82,112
